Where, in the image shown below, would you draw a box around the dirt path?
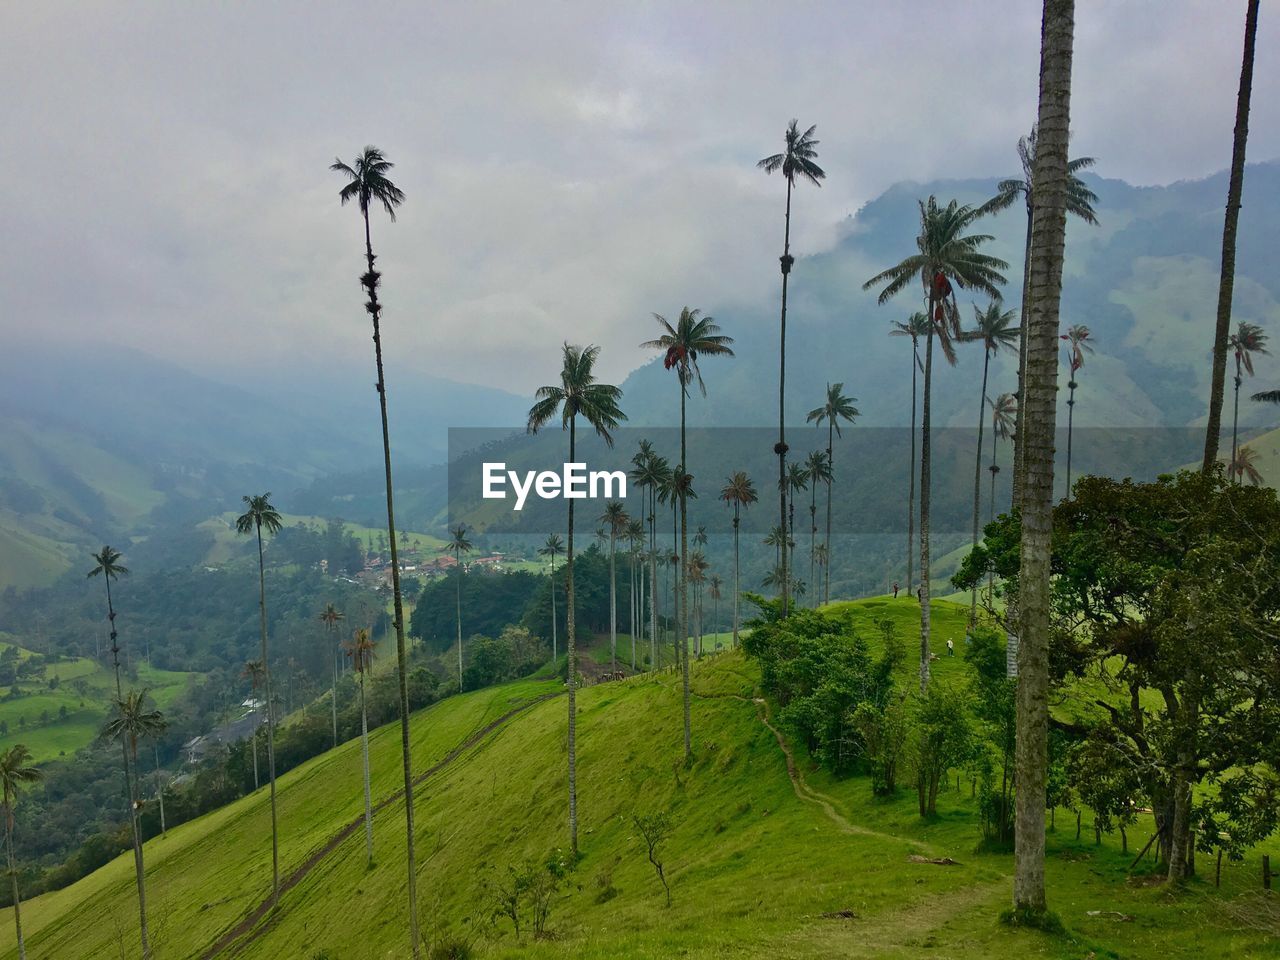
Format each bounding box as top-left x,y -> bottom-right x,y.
201,691 -> 561,959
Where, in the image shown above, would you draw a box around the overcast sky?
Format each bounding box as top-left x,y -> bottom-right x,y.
3,2 -> 1276,394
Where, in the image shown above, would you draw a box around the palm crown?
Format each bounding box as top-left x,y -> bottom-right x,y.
758,120 -> 826,187
805,450 -> 832,486
1228,445 -> 1264,486
319,603 -> 344,630
88,545 -> 129,581
0,745 -> 41,824
538,534 -> 564,561
963,301 -> 1020,355
641,308 -> 735,397
102,689 -> 167,753
331,147 -> 406,221
447,524 -> 473,558
806,382 -> 860,435
235,493 -> 283,537
527,344 -> 626,445
343,628 -> 377,674
720,471 -> 758,510
990,393 -> 1018,440
983,125 -> 1099,224
1061,324 -> 1095,374
1230,321 -> 1268,377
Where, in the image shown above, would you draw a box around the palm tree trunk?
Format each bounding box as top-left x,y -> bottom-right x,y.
254,522 -> 280,909
732,511 -> 741,647
777,178 -> 794,616
549,556 -> 557,664
906,341 -> 918,589
679,390 -> 692,760
650,487 -> 658,670
825,420 -> 835,605
153,743 -> 166,836
129,739 -> 151,959
609,530 -> 617,672
456,561 -> 464,689
971,349 -> 992,627
919,313 -> 934,695
1013,210 -> 1034,510
1203,0 -> 1260,472
988,430 -> 1000,601
360,673 -> 373,867
251,729 -> 259,791
330,627 -> 338,749
7,814 -> 25,960
809,487 -> 817,606
1231,365 -> 1242,475
1014,0 -> 1076,916
1065,378 -> 1077,495
361,208 -> 420,956
631,553 -> 637,671
566,416 -> 579,854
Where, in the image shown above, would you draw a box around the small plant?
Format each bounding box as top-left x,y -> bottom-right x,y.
633,812 -> 673,906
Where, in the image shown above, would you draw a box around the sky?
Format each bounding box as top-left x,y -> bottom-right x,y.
3,1 -> 1277,395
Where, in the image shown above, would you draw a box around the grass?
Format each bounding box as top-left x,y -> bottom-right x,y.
3,599 -> 1276,959
0,640 -> 194,764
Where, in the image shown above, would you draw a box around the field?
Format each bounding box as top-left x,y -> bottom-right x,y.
8,598 -> 1277,959
0,635 -> 194,764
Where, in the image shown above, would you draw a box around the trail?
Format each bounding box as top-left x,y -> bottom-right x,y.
201,690 -> 561,959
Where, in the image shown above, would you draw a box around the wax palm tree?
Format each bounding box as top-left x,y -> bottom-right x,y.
626,518 -> 645,670
1204,0 -> 1262,472
319,603 -> 344,748
983,124 -> 1098,505
446,524 -> 473,688
527,343 -> 625,853
988,393 -> 1018,524
1060,323 -> 1095,495
88,546 -> 129,698
803,451 -> 831,607
1013,0 -> 1077,913
1228,445 -> 1264,485
889,314 -> 930,591
961,301 -> 1020,625
632,448 -> 670,671
806,383 -> 859,604
331,146 -> 421,952
782,461 -> 809,588
719,471 -> 757,647
759,120 -> 825,615
102,689 -> 166,959
688,552 -> 708,657
1,744 -> 41,960
641,308 -> 734,760
763,525 -> 788,573
600,502 -> 629,672
814,543 -> 829,598
656,467 -> 681,666
342,627 -> 377,866
241,659 -> 265,790
538,534 -> 564,664
1227,322 -> 1269,469
864,197 -> 1008,692
235,492 -> 284,907
708,575 -> 723,650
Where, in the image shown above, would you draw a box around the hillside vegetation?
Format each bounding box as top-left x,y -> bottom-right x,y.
11,599 -> 1275,960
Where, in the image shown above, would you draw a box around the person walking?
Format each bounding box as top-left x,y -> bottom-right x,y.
946,638 -> 955,657
893,581 -> 900,599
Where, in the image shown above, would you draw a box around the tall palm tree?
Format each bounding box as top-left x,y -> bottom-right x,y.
331,146 -> 421,956
759,120 -> 825,615
688,551 -> 709,658
342,627 -> 377,867
961,301 -> 1020,624
241,659 -> 265,790
102,689 -> 166,960
864,198 -> 1008,692
1228,321 -> 1268,469
988,393 -> 1018,523
319,603 -> 344,748
1204,0 -> 1262,473
88,546 -> 129,698
626,518 -> 646,670
446,524 -> 473,688
719,471 -> 758,647
806,383 -> 859,605
641,308 -> 734,760
656,468 -> 681,666
708,575 -> 723,649
783,461 -> 809,586
803,451 -> 831,606
631,447 -> 670,672
538,534 -> 564,664
1060,323 -> 1095,495
1013,0 -> 1077,915
600,502 -> 629,673
236,493 -> 284,908
528,343 -> 625,853
890,313 -> 931,593
764,525 -> 788,574
0,744 -> 41,960
1228,445 -> 1264,485
983,125 -> 1098,506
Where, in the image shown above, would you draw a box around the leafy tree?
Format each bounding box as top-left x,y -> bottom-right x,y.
965,629 -> 1016,845
236,492 -> 284,907
632,812 -> 672,907
331,144 -> 421,955
806,383 -> 859,605
864,199 -> 1007,692
759,120 -> 825,616
852,695 -> 910,796
907,683 -> 974,818
642,308 -> 734,760
1202,0 -> 1262,472
342,627 -> 376,866
0,744 -> 41,960
101,690 -> 166,959
527,343 -> 626,853
319,603 -> 344,748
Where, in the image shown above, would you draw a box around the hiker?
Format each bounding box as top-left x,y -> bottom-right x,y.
946,638 -> 954,657
916,586 -> 923,603
892,581 -> 900,599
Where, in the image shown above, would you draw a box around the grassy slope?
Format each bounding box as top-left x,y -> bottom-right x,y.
0,638 -> 193,764
6,600 -> 1277,960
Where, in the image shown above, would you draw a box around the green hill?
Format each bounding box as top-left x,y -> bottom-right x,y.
5,600 -> 1275,959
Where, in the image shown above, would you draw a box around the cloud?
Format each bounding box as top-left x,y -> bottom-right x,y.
2,1 -> 1275,394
